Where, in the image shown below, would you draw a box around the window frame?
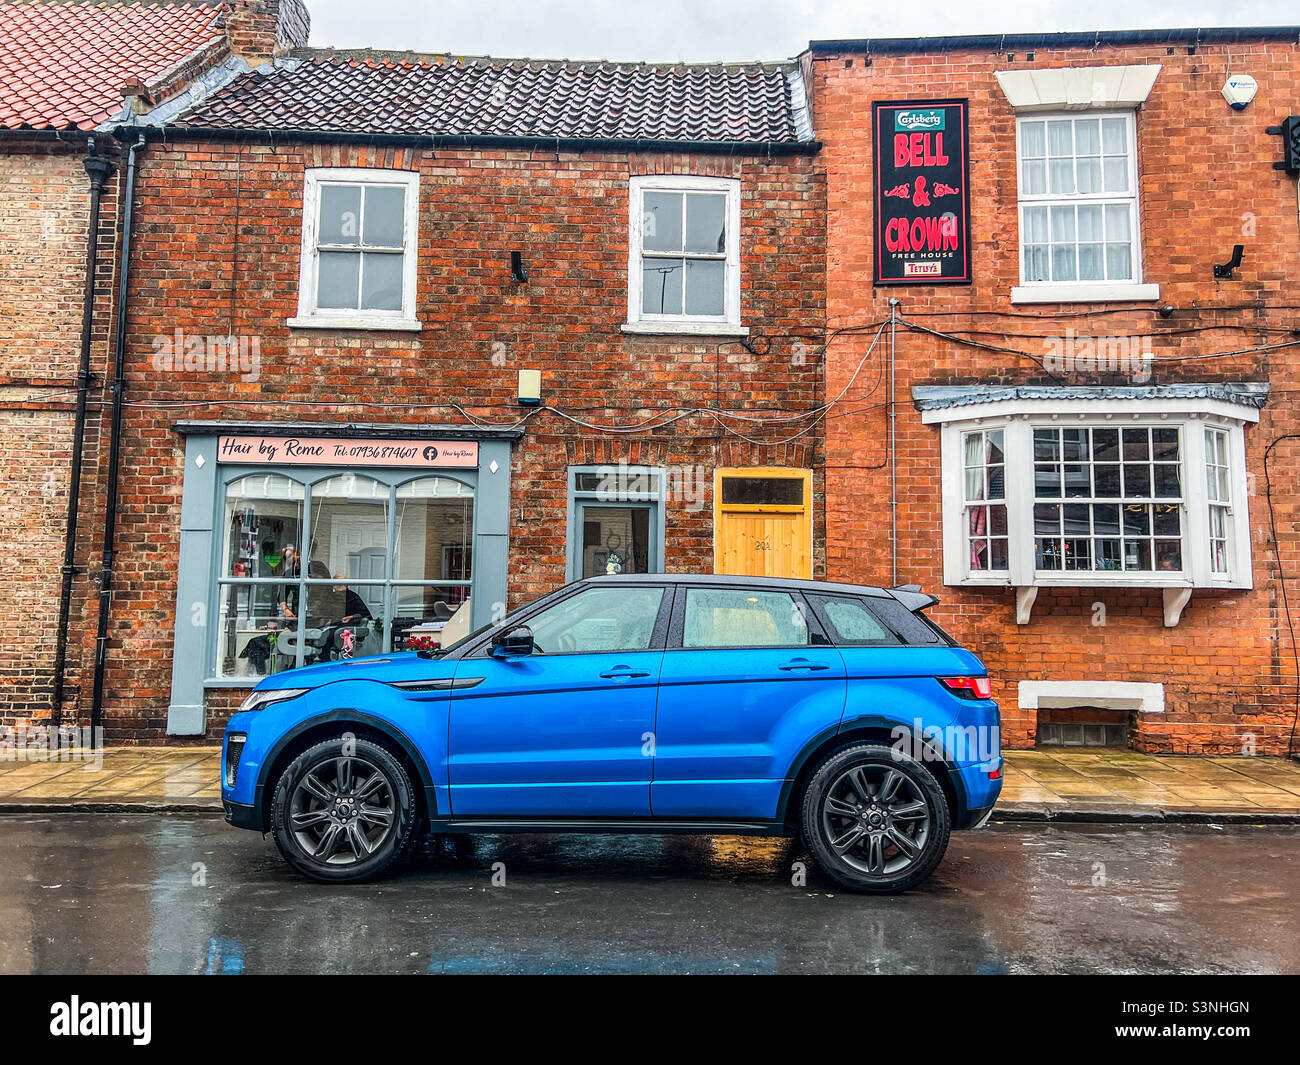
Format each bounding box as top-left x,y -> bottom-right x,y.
934,408 -> 1255,590
1011,110 -> 1159,304
210,467 -> 476,678
566,465 -> 667,582
625,174 -> 744,335
290,167 -> 422,332
1016,111 -> 1142,286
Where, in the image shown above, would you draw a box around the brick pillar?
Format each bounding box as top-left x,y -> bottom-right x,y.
225,0 -> 311,64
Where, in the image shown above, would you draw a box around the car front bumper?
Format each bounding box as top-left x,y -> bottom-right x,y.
223,799 -> 261,831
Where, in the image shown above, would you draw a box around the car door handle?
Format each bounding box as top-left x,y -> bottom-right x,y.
778,659 -> 830,671
600,666 -> 652,679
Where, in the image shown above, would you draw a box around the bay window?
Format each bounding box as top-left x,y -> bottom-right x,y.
920,385 -> 1267,623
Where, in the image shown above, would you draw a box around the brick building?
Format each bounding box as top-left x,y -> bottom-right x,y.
82,37 -> 824,739
805,29 -> 1300,754
0,0 -> 275,728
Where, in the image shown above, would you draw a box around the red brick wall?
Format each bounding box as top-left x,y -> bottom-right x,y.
71,140 -> 824,741
809,40 -> 1300,754
0,140 -> 117,727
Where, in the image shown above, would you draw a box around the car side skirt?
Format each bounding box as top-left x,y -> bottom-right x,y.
424,817 -> 795,837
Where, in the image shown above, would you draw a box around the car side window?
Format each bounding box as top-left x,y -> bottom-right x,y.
810,595 -> 899,646
682,588 -> 809,649
525,585 -> 664,654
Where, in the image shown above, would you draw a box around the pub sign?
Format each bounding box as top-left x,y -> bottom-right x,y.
873,99 -> 971,284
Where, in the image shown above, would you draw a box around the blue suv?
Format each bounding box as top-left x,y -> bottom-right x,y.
222,574 -> 1002,893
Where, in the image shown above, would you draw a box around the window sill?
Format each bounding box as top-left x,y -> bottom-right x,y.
287,315 -> 423,332
953,574 -> 1247,590
621,321 -> 749,338
1010,283 -> 1160,305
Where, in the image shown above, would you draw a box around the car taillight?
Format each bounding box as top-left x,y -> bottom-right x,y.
939,676 -> 992,700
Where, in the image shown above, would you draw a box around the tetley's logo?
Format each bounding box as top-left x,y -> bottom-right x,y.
895,108 -> 945,132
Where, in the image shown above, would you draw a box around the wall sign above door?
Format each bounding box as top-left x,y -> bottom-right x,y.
217,434 -> 479,468
873,99 -> 972,284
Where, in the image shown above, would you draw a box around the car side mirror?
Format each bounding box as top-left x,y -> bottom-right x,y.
490,625 -> 535,658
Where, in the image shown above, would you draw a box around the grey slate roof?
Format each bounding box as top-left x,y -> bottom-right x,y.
911,383 -> 1272,411
170,49 -> 812,146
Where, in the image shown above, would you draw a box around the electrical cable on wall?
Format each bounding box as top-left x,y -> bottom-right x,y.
1263,433 -> 1300,757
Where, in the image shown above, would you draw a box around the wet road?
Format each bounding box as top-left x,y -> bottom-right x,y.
0,815 -> 1296,974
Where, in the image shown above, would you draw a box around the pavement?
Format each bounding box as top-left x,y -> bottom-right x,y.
1,745 -> 1299,821
1,815 -> 1296,973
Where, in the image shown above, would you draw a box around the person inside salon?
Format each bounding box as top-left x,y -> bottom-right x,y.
313,567 -> 374,661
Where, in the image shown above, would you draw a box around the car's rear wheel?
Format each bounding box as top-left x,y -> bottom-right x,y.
800,743 -> 951,894
271,737 -> 416,882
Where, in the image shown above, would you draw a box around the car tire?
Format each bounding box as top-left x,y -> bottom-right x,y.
271,736 -> 417,882
800,743 -> 951,894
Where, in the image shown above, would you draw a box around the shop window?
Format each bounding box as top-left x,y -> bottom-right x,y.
216,472 -> 473,677
290,168 -> 421,330
625,175 -> 743,334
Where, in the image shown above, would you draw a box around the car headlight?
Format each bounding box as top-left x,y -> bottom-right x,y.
238,687 -> 309,713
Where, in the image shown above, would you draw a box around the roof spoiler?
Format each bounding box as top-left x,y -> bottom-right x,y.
891,584 -> 940,612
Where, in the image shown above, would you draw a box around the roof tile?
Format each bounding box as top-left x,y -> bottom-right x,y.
0,0 -> 225,130
174,49 -> 807,144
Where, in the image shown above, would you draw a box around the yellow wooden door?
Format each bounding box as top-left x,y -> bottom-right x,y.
714,467 -> 812,579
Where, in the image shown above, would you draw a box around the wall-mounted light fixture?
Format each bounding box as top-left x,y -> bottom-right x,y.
1213,245 -> 1244,279
518,368 -> 541,406
510,250 -> 529,283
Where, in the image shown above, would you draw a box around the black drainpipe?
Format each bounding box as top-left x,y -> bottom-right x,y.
50,139 -> 115,725
89,134 -> 145,736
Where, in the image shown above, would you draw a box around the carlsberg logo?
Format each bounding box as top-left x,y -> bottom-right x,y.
50,996 -> 151,1045
895,109 -> 945,131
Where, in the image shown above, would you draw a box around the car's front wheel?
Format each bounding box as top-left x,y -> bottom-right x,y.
270,737 -> 416,882
800,743 -> 951,894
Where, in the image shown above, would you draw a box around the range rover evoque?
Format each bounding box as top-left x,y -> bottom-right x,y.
221,574 -> 1002,893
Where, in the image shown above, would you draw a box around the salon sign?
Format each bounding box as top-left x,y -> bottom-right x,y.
217,435 -> 479,468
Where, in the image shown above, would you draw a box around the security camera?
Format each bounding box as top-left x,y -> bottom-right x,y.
1221,74 -> 1258,111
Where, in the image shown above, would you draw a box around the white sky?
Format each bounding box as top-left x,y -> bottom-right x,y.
305,0 -> 1300,63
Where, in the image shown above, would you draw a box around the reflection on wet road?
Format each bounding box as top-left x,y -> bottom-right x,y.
0,815 -> 1296,974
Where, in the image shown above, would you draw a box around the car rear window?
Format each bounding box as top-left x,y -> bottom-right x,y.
869,597 -> 951,646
